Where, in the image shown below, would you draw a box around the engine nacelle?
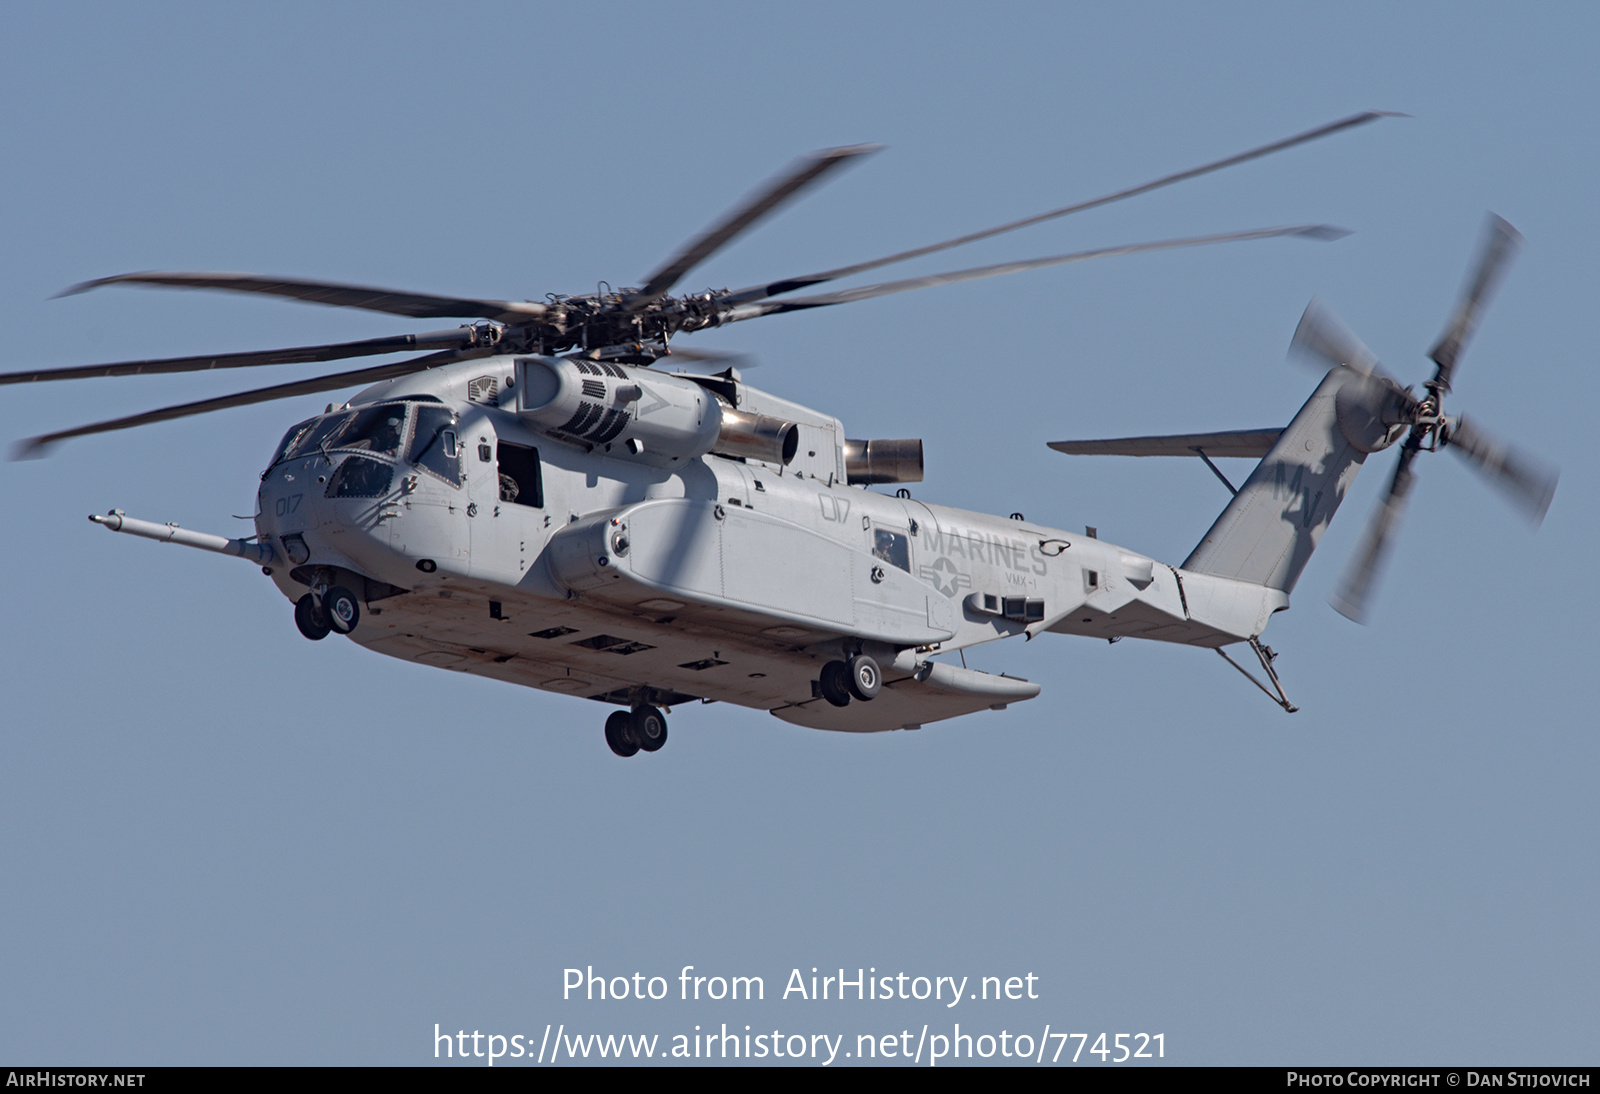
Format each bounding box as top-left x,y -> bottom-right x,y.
514,356 -> 800,468
515,356 -> 720,466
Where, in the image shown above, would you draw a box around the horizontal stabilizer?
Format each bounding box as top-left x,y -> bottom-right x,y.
1048,428 -> 1284,459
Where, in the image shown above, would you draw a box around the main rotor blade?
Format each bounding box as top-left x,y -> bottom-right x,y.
58,272 -> 548,324
660,345 -> 759,372
1331,440 -> 1421,624
0,327 -> 483,386
632,144 -> 881,307
1048,428 -> 1284,459
1288,298 -> 1386,378
719,225 -> 1344,321
721,111 -> 1397,306
1445,415 -> 1558,525
1428,214 -> 1523,392
12,348 -> 490,458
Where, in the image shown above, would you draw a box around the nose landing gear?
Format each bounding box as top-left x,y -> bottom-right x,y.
604,704 -> 669,757
323,586 -> 361,634
294,594 -> 330,641
293,584 -> 361,640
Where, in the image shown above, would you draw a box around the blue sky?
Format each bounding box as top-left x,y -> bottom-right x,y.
2,2 -> 1595,1065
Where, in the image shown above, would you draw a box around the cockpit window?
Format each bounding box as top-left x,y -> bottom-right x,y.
269,404 -> 411,468
326,454 -> 394,498
270,418 -> 318,466
284,411 -> 354,461
409,404 -> 462,485
325,404 -> 408,456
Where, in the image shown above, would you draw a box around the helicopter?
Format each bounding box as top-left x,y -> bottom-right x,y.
2,112 -> 1558,756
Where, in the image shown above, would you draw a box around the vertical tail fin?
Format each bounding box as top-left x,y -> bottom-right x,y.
1183,367 -> 1384,592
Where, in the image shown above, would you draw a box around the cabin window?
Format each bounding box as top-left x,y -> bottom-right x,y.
326,455 -> 393,498
409,405 -> 462,485
873,528 -> 910,573
497,442 -> 544,507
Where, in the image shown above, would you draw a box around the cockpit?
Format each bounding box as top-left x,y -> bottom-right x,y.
266,398 -> 464,496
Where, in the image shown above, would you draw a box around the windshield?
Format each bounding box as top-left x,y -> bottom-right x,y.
325,404 -> 408,456
269,403 -> 412,467
270,417 -> 318,466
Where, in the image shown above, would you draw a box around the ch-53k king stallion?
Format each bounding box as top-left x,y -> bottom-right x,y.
4,113 -> 1557,756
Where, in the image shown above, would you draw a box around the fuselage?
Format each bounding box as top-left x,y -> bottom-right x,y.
252,356 -> 1280,730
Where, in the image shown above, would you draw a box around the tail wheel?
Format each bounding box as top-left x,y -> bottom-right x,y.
294,595 -> 329,641
819,661 -> 852,707
323,586 -> 361,634
847,654 -> 882,701
632,706 -> 668,752
604,711 -> 640,757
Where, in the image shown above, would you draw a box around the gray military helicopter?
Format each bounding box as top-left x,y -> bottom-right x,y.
4,113 -> 1556,755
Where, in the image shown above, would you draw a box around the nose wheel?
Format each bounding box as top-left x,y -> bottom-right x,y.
293,586 -> 361,641
604,705 -> 668,757
323,586 -> 361,634
294,594 -> 330,641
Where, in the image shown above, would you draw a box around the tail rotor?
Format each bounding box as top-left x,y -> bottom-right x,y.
1290,214 -> 1558,623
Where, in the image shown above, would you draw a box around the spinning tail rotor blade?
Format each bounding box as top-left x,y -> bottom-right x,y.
721,225 -> 1345,320
1445,414 -> 1559,524
12,347 -> 491,458
58,272 -> 548,324
1288,298 -> 1385,378
0,328 -> 485,385
632,144 -> 881,306
1305,217 -> 1549,624
1331,442 -> 1420,624
720,111 -> 1397,306
1429,215 -> 1523,391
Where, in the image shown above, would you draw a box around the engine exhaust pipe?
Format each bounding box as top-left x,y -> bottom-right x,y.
844,438 -> 923,484
713,409 -> 800,465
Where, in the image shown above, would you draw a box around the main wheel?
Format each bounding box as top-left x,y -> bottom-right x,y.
632,706 -> 668,752
294,594 -> 330,641
323,586 -> 361,635
846,654 -> 881,701
819,660 -> 852,707
604,710 -> 640,757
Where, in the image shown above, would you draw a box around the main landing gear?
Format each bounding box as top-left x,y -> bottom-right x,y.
294,585 -> 361,641
605,705 -> 669,758
818,654 -> 881,707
